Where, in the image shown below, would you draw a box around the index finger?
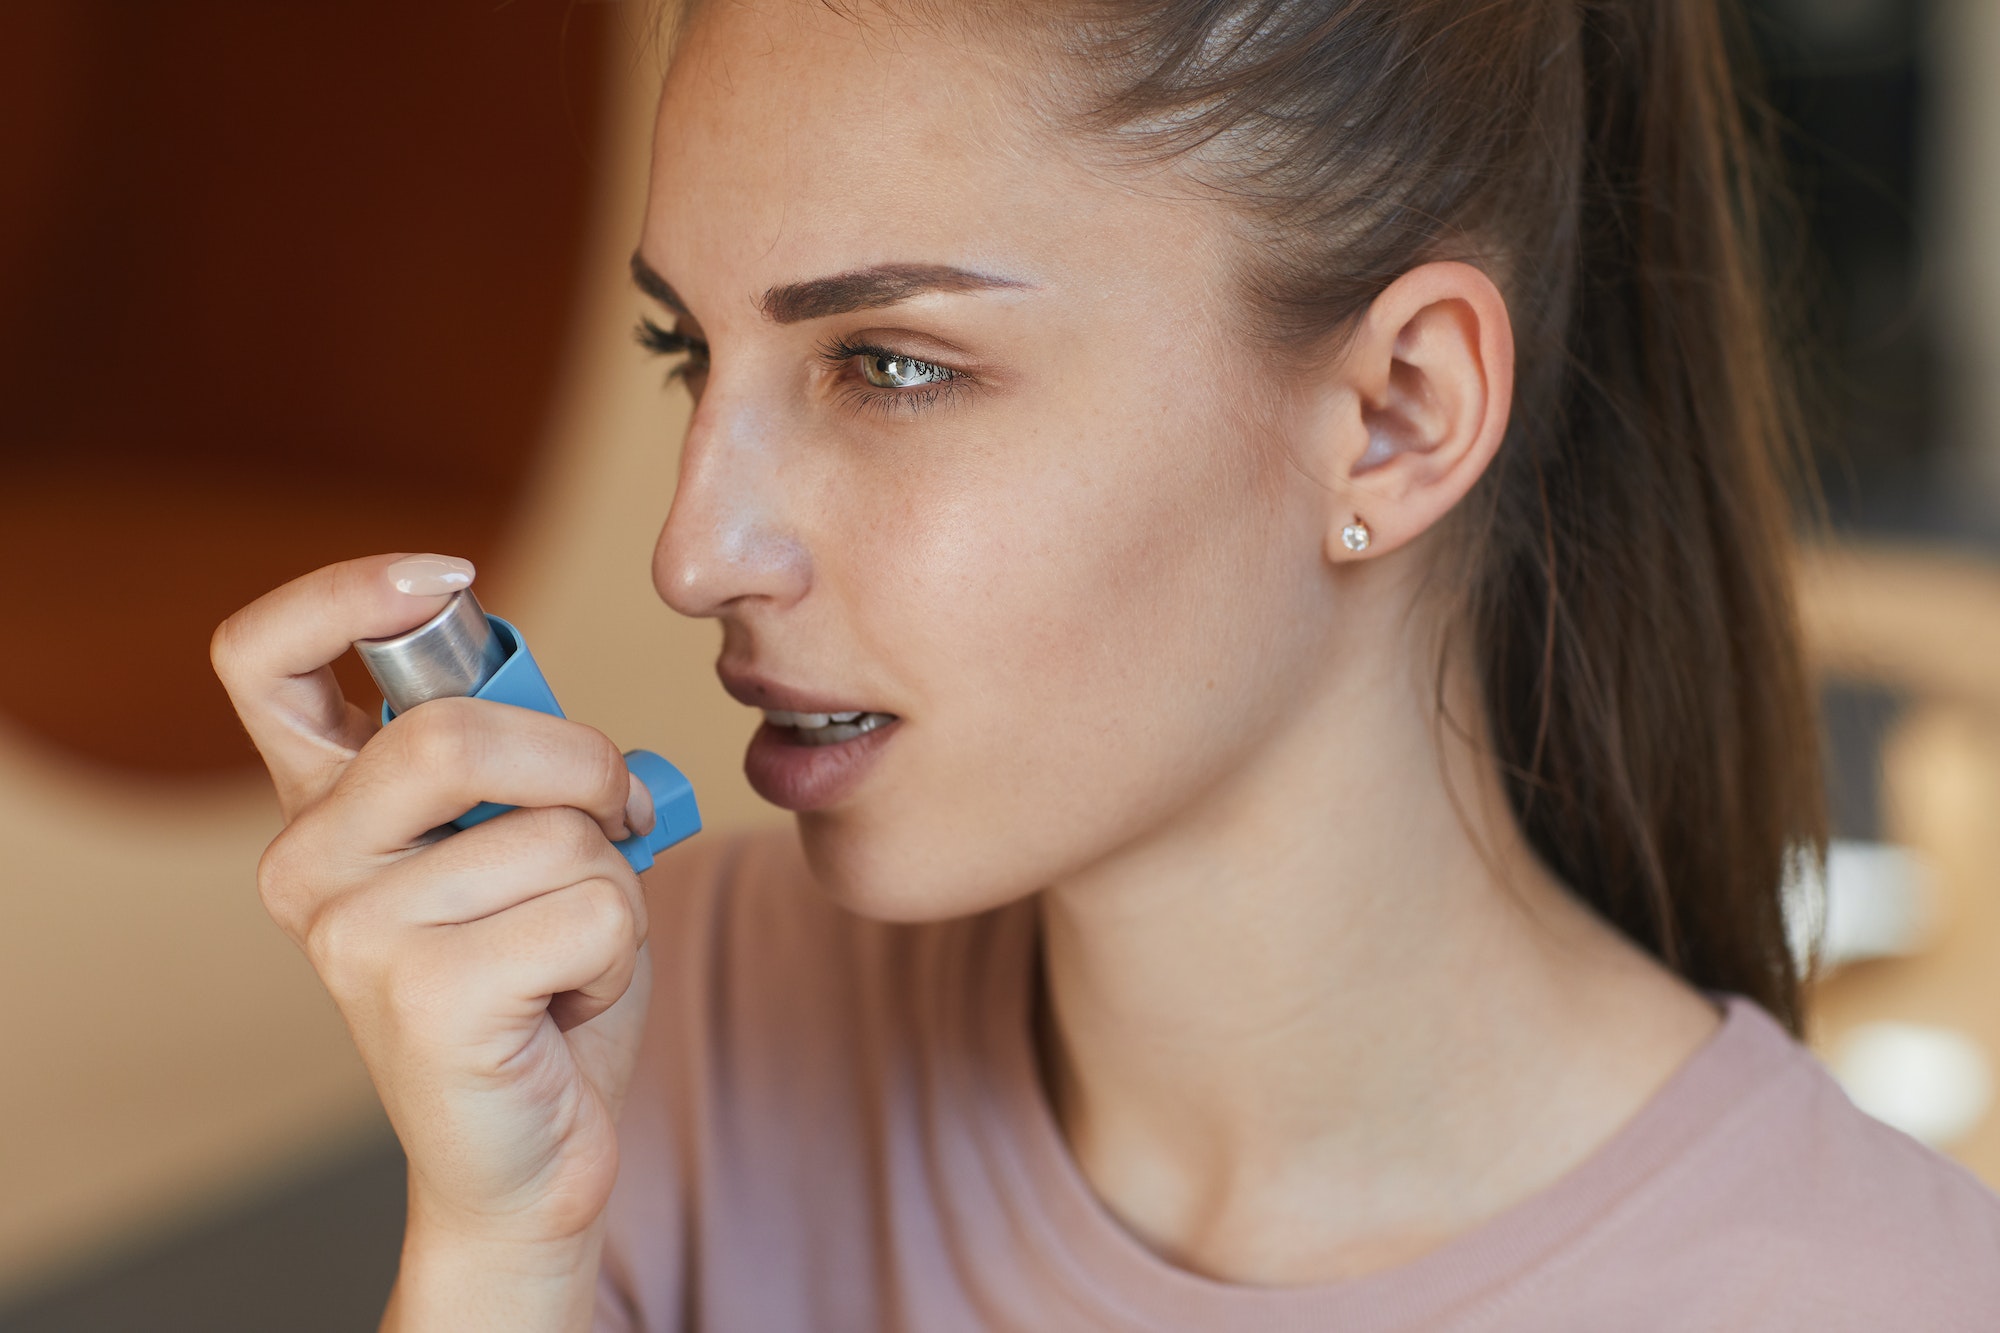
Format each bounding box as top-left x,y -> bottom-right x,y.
211,553 -> 476,815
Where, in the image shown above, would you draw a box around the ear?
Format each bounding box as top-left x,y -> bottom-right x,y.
1314,261 -> 1514,563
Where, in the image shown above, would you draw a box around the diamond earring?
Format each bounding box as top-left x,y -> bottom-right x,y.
1340,519 -> 1372,553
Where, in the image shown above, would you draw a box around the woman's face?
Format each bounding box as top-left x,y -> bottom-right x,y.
642,0 -> 1347,917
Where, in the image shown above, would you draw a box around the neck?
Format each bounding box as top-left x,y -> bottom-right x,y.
1033,588 -> 1719,1284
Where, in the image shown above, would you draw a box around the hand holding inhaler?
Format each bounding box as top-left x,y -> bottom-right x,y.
211,554 -> 699,1322
353,585 -> 699,872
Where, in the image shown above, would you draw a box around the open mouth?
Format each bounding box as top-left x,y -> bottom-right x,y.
761,709 -> 898,747
744,707 -> 903,811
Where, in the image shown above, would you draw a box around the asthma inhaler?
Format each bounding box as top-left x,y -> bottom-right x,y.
352,590 -> 700,873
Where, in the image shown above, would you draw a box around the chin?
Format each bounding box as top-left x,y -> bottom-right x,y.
792,807 -> 1047,925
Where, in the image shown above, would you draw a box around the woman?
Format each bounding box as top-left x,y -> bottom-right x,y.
212,0 -> 2000,1328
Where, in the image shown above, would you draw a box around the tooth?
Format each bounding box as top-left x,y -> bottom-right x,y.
830,711 -> 861,723
796,712 -> 831,729
766,709 -> 802,727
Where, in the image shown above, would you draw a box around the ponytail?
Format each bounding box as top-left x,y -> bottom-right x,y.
1480,0 -> 1821,1032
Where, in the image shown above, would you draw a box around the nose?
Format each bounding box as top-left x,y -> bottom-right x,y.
653,396 -> 813,619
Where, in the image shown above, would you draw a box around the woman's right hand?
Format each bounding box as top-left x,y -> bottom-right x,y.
211,554 -> 657,1330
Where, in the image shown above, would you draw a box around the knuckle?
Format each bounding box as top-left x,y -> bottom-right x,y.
528,803 -> 604,864
576,876 -> 635,945
397,698 -> 481,779
209,612 -> 248,684
628,876 -> 651,941
329,557 -> 377,608
255,829 -> 312,932
587,733 -> 629,802
302,897 -> 371,989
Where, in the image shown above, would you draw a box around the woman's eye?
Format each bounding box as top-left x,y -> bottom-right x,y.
635,315 -> 708,376
817,338 -> 967,416
858,352 -> 952,389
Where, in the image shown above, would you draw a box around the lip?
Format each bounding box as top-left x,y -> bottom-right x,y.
717,666 -> 883,717
719,665 -> 901,812
743,715 -> 901,812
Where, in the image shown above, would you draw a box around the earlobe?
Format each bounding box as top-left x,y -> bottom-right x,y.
1325,261 -> 1514,562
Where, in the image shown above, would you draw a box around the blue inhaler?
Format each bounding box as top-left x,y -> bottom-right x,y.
353,590 -> 699,873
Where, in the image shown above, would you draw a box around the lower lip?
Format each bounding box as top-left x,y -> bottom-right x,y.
743,717 -> 901,812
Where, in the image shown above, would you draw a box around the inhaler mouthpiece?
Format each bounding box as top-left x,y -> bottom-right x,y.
354,590 -> 508,715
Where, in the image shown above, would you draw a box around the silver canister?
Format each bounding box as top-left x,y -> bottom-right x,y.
353,589 -> 509,715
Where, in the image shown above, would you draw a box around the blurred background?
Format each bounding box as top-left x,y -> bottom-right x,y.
0,0 -> 1997,1327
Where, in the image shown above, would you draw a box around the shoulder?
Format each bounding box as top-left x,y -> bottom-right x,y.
1734,1001 -> 2000,1237
1763,1030 -> 2000,1291
1605,998 -> 2000,1325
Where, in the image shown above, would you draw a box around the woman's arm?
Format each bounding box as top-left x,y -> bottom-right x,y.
211,554 -> 657,1331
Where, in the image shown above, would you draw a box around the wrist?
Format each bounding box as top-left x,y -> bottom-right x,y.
384,1212 -> 605,1333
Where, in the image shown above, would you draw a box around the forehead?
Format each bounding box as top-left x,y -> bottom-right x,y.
642,0 -> 1225,315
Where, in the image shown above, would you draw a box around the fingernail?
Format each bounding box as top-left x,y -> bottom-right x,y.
625,770 -> 657,837
386,554 -> 476,597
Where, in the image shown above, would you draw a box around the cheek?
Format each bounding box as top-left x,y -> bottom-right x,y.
840,385 -> 1313,880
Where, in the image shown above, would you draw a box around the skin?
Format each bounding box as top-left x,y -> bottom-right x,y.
644,0 -> 1718,1281
214,1 -> 1721,1327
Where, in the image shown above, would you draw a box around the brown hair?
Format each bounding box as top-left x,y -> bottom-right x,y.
1011,0 -> 1825,1032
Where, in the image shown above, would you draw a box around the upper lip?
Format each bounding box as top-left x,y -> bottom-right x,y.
717,665 -> 891,717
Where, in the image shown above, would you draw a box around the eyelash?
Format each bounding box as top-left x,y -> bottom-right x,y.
635,316 -> 705,382
633,315 -> 966,417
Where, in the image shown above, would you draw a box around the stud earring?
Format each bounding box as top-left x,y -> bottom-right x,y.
1340,518 -> 1372,553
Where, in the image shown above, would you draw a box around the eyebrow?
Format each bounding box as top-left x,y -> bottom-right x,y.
630,253 -> 690,313
629,252 -> 1030,326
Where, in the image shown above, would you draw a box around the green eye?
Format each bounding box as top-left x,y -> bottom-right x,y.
859,352 -> 950,388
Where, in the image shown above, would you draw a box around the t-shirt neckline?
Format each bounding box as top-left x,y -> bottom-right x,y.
977,910 -> 1795,1332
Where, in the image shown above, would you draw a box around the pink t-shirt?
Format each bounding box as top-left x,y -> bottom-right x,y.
596,831 -> 2000,1331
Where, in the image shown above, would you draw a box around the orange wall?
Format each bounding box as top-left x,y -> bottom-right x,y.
0,1 -> 607,773
0,3 -> 783,1301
